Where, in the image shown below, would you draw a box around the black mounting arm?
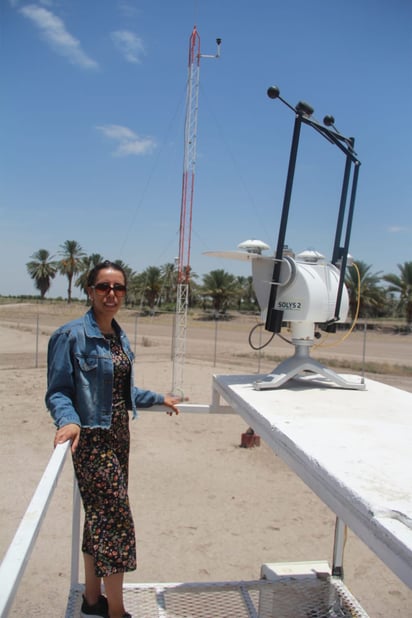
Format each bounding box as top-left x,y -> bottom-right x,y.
265,86 -> 361,334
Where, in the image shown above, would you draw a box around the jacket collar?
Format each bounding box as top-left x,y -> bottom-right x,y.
84,308 -> 121,339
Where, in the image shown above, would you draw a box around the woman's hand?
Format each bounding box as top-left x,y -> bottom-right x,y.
163,395 -> 182,416
54,423 -> 81,453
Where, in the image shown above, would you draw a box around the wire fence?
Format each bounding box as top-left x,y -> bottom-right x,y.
1,308 -> 411,390
0,310 -> 272,374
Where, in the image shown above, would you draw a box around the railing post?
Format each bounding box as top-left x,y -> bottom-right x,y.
70,479 -> 81,587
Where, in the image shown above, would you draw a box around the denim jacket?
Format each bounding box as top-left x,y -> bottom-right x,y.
45,309 -> 164,429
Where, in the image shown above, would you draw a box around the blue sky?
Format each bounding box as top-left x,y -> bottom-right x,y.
1,0 -> 411,297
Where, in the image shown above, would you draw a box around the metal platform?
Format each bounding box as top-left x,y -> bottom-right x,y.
65,574 -> 369,618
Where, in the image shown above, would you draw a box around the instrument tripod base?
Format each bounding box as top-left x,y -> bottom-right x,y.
254,341 -> 366,391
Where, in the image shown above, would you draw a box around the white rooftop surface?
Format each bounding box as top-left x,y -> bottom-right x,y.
213,374 -> 412,589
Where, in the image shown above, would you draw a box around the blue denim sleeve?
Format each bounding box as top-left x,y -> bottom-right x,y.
132,386 -> 164,408
45,330 -> 81,429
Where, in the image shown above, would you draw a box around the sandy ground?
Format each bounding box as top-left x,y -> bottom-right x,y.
0,302 -> 411,617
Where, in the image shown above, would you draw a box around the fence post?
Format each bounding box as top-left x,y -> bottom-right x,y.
35,314 -> 39,368
213,316 -> 219,367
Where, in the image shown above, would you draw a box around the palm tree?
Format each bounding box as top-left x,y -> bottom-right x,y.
26,249 -> 57,298
58,240 -> 85,303
160,262 -> 177,305
139,266 -> 163,310
123,270 -> 143,308
113,259 -> 135,284
187,268 -> 199,308
383,261 -> 412,324
75,253 -> 104,298
345,261 -> 385,319
201,269 -> 241,314
236,275 -> 257,311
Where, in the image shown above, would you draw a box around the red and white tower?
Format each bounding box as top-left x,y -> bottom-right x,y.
172,26 -> 221,396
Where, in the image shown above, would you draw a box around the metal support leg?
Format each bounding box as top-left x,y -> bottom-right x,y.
332,517 -> 347,578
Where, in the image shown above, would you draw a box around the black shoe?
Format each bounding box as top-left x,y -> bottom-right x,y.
81,594 -> 109,618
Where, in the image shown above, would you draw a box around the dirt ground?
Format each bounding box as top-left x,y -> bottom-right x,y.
0,302 -> 411,617
0,302 -> 411,391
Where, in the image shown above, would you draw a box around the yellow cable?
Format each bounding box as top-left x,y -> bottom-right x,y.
314,262 -> 361,349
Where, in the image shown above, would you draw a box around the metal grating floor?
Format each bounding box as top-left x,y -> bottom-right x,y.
65,577 -> 369,617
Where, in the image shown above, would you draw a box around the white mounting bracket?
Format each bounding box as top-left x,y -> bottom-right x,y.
254,339 -> 366,391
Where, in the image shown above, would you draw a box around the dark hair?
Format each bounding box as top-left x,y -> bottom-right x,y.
87,261 -> 127,287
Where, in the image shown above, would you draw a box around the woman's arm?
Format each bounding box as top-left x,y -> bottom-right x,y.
133,387 -> 180,415
45,330 -> 82,430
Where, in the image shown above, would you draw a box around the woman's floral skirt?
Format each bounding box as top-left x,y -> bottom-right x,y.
72,403 -> 137,577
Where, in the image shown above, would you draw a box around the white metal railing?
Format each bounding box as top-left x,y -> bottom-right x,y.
0,442 -> 71,617
0,401 -> 357,617
0,404 -> 212,617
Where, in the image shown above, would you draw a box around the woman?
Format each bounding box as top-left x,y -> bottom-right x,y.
46,260 -> 180,618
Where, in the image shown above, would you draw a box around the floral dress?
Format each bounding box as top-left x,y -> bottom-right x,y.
72,334 -> 137,578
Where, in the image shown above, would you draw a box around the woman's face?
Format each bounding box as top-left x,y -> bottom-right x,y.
88,267 -> 126,322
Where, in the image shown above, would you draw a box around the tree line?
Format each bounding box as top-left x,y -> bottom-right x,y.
26,240 -> 412,324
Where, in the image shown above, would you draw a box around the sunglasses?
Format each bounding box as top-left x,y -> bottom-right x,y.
92,282 -> 127,297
